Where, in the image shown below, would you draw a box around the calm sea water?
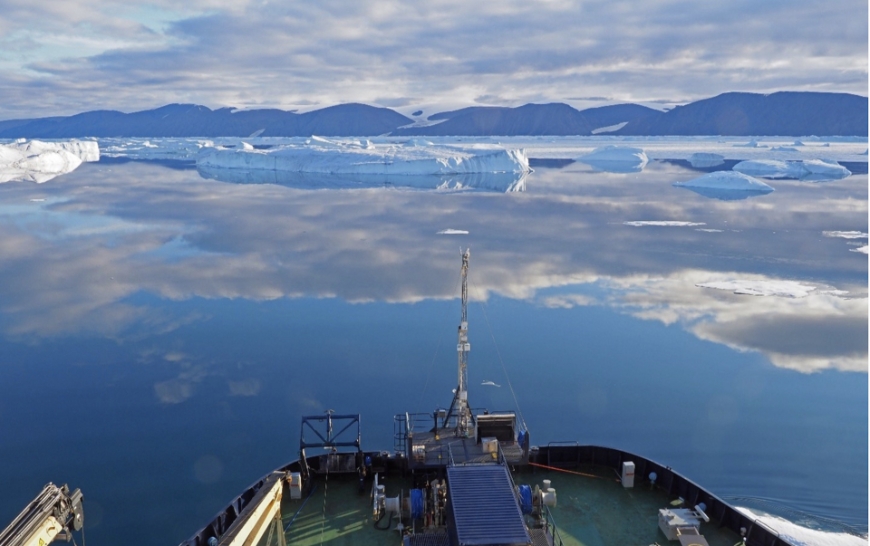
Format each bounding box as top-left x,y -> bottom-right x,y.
0,150 -> 866,545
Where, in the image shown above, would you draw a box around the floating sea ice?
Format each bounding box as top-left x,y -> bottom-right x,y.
688,152 -> 724,168
823,231 -> 868,239
481,380 -> 501,387
673,171 -> 773,201
575,146 -> 648,173
733,139 -> 766,148
198,137 -> 531,175
437,229 -> 469,235
793,140 -> 805,146
850,246 -> 868,254
623,221 -> 706,227
732,160 -> 805,178
696,280 -> 816,298
770,146 -> 798,152
799,159 -> 851,181
733,159 -> 850,181
0,139 -> 99,183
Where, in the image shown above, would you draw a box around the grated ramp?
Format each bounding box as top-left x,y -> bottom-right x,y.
447,465 -> 531,546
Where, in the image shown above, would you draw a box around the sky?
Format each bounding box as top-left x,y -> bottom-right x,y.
0,0 -> 867,119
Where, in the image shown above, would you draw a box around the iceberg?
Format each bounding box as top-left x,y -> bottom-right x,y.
799,159 -> 851,181
733,159 -> 850,181
576,145 -> 648,173
196,164 -> 527,193
197,137 -> 530,176
688,152 -> 724,168
674,171 -> 774,201
0,139 -> 99,183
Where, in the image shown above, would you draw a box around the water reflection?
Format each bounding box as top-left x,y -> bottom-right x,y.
197,164 -> 527,192
0,159 -> 864,375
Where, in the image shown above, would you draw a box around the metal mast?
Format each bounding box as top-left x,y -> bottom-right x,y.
456,248 -> 471,436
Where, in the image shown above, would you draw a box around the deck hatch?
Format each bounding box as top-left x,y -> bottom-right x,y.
447,465 -> 530,546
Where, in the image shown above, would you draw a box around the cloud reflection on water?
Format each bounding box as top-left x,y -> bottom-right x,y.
0,159 -> 864,375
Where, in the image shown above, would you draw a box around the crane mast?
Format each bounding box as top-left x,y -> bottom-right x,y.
456,248 -> 471,437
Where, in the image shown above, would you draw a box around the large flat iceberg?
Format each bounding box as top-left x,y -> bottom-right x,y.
674,171 -> 774,200
0,139 -> 100,183
575,145 -> 648,173
196,137 -> 530,176
733,159 -> 850,181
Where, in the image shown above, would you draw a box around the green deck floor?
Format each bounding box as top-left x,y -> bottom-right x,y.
278,467 -> 742,546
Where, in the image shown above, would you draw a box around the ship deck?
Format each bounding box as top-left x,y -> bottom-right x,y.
278,464 -> 743,546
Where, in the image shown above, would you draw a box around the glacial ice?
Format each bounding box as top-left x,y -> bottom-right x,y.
673,171 -> 774,201
576,146 -> 648,172
0,139 -> 99,183
733,159 -> 850,181
197,137 -> 530,176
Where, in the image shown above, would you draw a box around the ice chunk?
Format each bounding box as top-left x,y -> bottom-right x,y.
799,159 -> 851,181
770,146 -> 798,152
850,245 -> 868,254
197,137 -> 530,176
623,221 -> 705,227
733,159 -> 850,181
0,139 -> 98,183
688,152 -> 724,167
733,139 -> 766,148
674,171 -> 774,202
697,280 -> 816,298
733,159 -> 805,178
576,145 -> 648,172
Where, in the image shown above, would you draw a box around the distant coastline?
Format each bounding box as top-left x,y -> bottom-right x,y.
0,91 -> 866,138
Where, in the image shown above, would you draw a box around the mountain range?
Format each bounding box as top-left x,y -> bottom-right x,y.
0,92 -> 865,138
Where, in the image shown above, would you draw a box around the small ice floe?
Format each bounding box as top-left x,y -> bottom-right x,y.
29,198 -> 46,202
437,229 -> 469,235
793,140 -> 804,146
823,231 -> 868,239
696,228 -> 724,232
733,159 -> 850,181
688,152 -> 724,168
0,139 -> 99,183
850,246 -> 868,254
770,146 -> 798,152
674,171 -> 774,201
623,221 -> 706,227
481,380 -> 501,387
575,146 -> 648,173
696,280 -> 816,298
733,139 -> 766,148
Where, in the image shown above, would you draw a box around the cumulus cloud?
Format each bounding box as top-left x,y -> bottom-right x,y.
0,0 -> 866,119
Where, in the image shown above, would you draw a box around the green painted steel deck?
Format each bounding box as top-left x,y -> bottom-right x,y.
279,465 -> 742,546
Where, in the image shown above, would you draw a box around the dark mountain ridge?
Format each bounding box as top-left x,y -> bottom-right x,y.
0,92 -> 865,138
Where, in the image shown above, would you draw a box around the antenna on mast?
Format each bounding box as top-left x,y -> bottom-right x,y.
456,248 -> 471,437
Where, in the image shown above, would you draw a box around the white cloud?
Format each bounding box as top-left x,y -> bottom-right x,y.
0,0 -> 865,118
